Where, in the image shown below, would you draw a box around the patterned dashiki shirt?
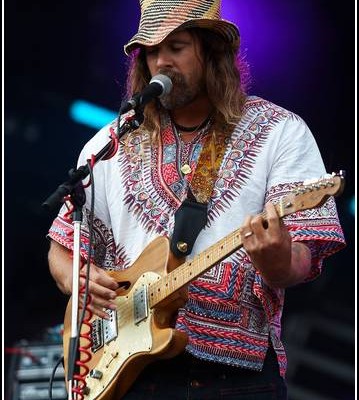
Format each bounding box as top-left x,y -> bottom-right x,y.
48,96 -> 346,376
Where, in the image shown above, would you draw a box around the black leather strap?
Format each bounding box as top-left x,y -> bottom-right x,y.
170,198 -> 208,257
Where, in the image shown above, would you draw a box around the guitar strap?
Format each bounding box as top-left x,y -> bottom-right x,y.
171,131 -> 228,258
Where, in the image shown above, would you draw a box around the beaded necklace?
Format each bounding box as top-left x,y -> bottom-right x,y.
173,114 -> 213,137
172,116 -> 213,175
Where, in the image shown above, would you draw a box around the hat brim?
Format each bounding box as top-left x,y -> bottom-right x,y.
124,18 -> 240,56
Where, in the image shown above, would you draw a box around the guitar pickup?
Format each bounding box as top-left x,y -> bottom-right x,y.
103,309 -> 118,344
134,285 -> 148,325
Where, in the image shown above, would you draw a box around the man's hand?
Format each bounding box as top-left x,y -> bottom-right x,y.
77,263 -> 119,319
48,240 -> 119,319
240,202 -> 311,288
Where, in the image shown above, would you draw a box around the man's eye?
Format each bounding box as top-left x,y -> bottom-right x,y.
171,46 -> 184,52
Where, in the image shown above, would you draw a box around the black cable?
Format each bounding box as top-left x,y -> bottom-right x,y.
76,159 -> 96,339
49,355 -> 65,400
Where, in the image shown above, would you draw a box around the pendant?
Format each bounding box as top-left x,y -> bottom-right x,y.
180,164 -> 192,175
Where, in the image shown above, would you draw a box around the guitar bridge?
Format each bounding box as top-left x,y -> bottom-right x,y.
91,318 -> 103,353
90,309 -> 118,352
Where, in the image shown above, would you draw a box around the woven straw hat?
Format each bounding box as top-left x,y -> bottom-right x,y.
124,0 -> 240,55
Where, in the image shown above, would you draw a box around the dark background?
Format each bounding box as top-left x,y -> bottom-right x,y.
4,1 -> 355,399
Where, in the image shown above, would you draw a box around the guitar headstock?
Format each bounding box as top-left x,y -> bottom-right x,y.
277,171 -> 345,217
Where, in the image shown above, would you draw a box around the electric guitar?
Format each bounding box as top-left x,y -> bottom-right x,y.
62,171 -> 345,399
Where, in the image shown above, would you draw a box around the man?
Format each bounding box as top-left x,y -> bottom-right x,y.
48,1 -> 345,398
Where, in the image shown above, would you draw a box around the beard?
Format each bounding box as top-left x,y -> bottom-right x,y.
157,69 -> 206,110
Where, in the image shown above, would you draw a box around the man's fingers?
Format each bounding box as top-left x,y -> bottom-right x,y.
79,294 -> 117,320
86,264 -> 119,290
79,277 -> 117,300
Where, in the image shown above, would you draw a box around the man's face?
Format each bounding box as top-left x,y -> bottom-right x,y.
145,30 -> 206,110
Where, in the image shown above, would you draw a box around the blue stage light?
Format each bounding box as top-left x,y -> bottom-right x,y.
349,195 -> 355,217
70,100 -> 117,129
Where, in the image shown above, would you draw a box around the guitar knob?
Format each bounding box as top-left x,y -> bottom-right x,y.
83,386 -> 91,395
90,369 -> 103,380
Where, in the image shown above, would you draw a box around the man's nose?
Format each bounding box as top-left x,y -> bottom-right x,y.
156,49 -> 173,70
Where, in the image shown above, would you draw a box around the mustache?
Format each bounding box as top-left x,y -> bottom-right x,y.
157,69 -> 185,86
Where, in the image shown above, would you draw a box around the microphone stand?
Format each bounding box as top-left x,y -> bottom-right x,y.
42,109 -> 144,399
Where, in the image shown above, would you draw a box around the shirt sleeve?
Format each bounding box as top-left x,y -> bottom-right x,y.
47,121 -> 119,269
264,114 -> 346,280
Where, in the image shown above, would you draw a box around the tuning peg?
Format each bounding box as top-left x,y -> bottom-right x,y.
335,170 -> 346,178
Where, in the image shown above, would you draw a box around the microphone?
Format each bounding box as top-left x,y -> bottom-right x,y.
120,74 -> 173,115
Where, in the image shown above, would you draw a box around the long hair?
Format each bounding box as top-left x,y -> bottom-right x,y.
125,28 -> 250,137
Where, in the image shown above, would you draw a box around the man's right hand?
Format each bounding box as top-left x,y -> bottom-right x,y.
48,240 -> 118,319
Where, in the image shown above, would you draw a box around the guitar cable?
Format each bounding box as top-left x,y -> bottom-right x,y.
48,355 -> 65,400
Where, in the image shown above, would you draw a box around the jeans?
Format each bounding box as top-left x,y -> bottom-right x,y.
122,346 -> 288,399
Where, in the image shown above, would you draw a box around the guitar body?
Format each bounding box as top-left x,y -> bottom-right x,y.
61,173 -> 344,400
63,236 -> 188,400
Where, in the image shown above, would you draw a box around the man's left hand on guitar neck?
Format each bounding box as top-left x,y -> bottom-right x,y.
240,202 -> 312,288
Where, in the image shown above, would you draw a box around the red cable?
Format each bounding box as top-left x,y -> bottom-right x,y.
63,195 -> 75,219
102,126 -> 119,160
64,127 -> 120,397
70,266 -> 94,399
